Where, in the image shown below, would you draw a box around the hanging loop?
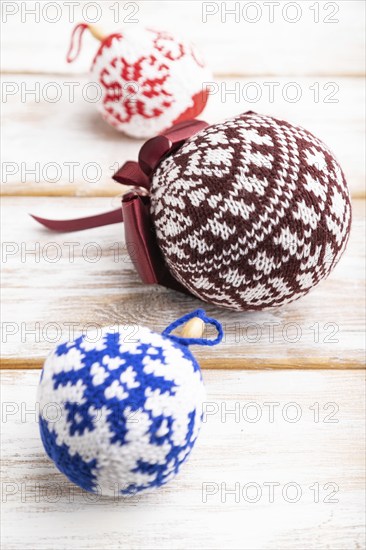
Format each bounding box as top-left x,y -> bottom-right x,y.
162,309 -> 223,347
66,23 -> 89,63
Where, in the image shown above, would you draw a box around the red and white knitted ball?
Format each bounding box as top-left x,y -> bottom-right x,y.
150,112 -> 352,311
90,27 -> 210,138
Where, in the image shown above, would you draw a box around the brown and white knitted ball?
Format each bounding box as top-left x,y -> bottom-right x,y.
150,112 -> 352,311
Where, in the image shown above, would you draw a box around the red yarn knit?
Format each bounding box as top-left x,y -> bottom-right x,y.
90,27 -> 210,138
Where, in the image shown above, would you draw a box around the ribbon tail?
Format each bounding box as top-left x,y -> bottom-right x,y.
30,208 -> 123,232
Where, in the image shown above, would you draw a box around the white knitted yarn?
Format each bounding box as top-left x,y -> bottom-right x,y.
91,27 -> 211,138
38,326 -> 206,495
151,112 -> 352,311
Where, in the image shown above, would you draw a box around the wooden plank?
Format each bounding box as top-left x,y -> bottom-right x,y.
1,369 -> 365,550
1,197 -> 364,369
1,1 -> 365,76
1,75 -> 365,198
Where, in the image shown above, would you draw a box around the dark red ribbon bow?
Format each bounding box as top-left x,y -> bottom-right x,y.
32,119 -> 208,292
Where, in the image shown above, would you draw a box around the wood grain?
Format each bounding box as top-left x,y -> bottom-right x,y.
1,369 -> 365,550
1,197 -> 364,370
1,2 -> 365,548
1,75 -> 365,197
1,1 -> 365,76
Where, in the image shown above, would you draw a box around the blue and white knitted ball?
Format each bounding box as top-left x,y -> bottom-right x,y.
37,310 -> 222,496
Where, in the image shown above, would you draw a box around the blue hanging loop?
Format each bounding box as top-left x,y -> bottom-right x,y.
162,309 -> 223,347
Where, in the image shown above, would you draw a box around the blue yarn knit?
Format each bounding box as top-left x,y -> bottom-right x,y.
38,310 -> 223,495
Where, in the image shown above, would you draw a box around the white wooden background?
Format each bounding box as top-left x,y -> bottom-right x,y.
1,2 -> 365,549
1,369 -> 365,549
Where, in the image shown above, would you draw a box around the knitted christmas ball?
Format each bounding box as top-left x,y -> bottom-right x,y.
68,24 -> 210,138
150,111 -> 352,311
37,310 -> 222,495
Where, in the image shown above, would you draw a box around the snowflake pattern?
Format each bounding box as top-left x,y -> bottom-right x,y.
38,326 -> 205,495
91,27 -> 211,138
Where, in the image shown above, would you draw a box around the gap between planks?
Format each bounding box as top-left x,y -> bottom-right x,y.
1,197 -> 364,371
2,75 -> 365,198
0,358 -> 364,371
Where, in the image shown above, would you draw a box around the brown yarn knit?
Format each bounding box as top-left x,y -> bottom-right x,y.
150,112 -> 352,311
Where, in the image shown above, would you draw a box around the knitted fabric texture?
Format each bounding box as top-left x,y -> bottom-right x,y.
91,27 -> 210,138
38,311 -> 222,495
150,111 -> 352,311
